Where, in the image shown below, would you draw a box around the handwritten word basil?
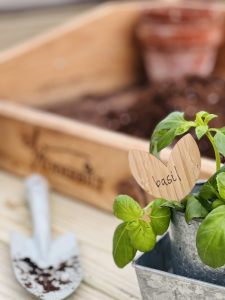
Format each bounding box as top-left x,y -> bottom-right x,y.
149,198 -> 171,235
197,206 -> 225,268
113,195 -> 142,222
160,201 -> 184,212
113,222 -> 137,268
129,220 -> 156,252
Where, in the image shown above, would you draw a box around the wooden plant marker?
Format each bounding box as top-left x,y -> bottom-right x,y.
129,134 -> 201,202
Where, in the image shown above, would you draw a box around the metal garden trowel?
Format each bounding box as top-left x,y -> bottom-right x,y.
10,174 -> 82,300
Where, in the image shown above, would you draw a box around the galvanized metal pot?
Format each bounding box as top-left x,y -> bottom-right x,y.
170,180 -> 225,286
133,234 -> 225,300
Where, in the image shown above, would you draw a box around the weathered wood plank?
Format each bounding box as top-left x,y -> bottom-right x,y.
0,101 -> 156,213
0,101 -> 216,214
0,1 -> 145,107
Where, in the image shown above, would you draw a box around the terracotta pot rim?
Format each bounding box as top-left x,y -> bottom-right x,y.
136,21 -> 224,48
141,6 -> 224,26
136,6 -> 224,49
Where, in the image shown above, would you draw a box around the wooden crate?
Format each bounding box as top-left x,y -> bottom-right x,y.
0,1 -> 221,212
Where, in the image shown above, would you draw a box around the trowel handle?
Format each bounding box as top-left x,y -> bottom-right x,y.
25,174 -> 51,261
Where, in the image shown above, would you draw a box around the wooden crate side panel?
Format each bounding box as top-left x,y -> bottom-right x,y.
0,1 -> 225,108
0,115 -> 155,211
0,99 -> 217,212
0,2 -> 144,107
0,113 -> 216,212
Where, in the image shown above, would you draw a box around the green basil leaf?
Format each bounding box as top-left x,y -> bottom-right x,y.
149,198 -> 171,235
182,193 -> 211,210
113,195 -> 142,222
195,112 -> 209,126
187,121 -> 197,127
160,201 -> 184,211
199,166 -> 225,201
195,125 -> 208,140
151,111 -> 185,132
126,219 -> 141,230
219,127 -> 225,135
113,222 -> 137,268
196,206 -> 225,268
129,220 -> 156,252
217,172 -> 225,199
214,131 -> 225,156
181,194 -> 192,208
175,121 -> 196,136
210,128 -> 225,134
204,114 -> 218,125
185,194 -> 208,224
150,112 -> 185,159
196,195 -> 212,211
197,111 -> 209,118
211,200 -> 225,210
150,129 -> 167,159
157,127 -> 177,152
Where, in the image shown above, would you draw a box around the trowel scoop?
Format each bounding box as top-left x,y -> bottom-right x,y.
10,174 -> 82,300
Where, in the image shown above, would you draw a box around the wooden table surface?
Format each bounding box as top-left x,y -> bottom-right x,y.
0,3 -> 98,52
0,170 -> 141,299
0,5 -> 142,299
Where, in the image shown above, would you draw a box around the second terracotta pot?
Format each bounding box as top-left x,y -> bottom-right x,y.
136,5 -> 224,81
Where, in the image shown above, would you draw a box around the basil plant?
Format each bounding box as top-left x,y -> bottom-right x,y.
113,111 -> 225,269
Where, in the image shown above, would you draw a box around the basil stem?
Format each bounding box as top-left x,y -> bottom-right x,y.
206,131 -> 221,172
196,113 -> 220,171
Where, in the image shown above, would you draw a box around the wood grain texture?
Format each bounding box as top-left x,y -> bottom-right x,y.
129,134 -> 201,202
0,100 -> 217,212
0,1 -> 224,107
0,1 -> 144,107
0,100 -> 155,212
0,0 -> 220,212
0,170 -> 141,300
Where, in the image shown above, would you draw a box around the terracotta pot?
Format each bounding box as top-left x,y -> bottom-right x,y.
136,6 -> 224,81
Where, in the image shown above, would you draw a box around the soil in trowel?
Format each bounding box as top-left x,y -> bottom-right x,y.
14,256 -> 80,295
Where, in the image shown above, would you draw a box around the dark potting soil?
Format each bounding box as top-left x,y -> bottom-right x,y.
45,75 -> 225,160
14,256 -> 80,295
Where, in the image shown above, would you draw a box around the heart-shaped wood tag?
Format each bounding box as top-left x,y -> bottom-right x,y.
129,134 -> 201,202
